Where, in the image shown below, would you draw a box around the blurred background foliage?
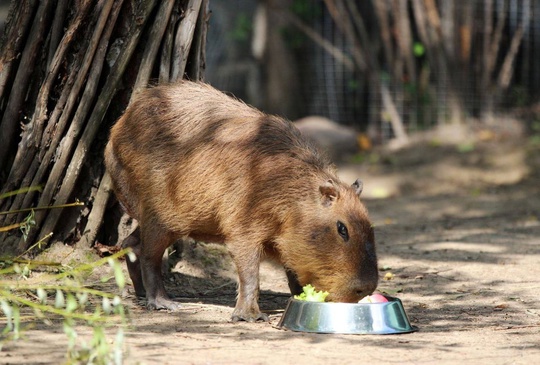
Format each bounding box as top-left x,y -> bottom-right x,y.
205,0 -> 540,145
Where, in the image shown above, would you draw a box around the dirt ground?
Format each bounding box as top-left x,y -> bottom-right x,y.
1,127 -> 540,364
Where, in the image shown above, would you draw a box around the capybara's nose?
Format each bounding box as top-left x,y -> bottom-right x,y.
353,281 -> 377,300
356,288 -> 373,300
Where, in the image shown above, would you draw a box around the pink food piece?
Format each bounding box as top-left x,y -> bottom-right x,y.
358,293 -> 389,303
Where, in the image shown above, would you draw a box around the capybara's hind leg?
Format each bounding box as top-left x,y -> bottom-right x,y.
122,227 -> 146,298
140,224 -> 181,311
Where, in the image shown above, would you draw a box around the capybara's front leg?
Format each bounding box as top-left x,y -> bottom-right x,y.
228,242 -> 268,322
122,227 -> 146,298
140,225 -> 181,311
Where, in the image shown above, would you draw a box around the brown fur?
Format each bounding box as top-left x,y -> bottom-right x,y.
105,81 -> 378,321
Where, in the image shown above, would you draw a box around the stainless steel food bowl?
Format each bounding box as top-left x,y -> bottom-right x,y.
278,296 -> 415,334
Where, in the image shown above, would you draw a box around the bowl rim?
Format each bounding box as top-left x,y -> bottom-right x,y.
287,294 -> 401,306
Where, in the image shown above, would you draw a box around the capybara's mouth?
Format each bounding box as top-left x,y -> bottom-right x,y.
325,292 -> 364,303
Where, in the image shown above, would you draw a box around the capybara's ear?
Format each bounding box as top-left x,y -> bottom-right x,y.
352,179 -> 363,197
319,179 -> 339,206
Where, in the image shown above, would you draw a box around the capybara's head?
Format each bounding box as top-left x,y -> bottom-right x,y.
280,178 -> 378,302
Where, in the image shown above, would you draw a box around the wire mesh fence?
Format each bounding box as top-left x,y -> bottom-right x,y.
206,0 -> 540,145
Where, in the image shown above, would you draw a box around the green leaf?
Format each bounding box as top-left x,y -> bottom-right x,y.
294,284 -> 329,302
63,320 -> 78,349
21,265 -> 30,278
1,299 -> 13,332
413,42 -> 425,57
66,293 -> 78,312
112,296 -> 122,307
126,251 -> 137,263
55,290 -> 65,308
113,329 -> 124,365
12,305 -> 20,339
36,288 -> 47,303
102,297 -> 112,314
20,210 -> 36,242
109,258 -> 125,290
77,292 -> 88,306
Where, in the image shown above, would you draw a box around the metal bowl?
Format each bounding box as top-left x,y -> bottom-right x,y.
278,296 -> 415,334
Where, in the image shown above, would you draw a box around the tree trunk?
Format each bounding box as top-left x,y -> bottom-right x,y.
0,0 -> 209,255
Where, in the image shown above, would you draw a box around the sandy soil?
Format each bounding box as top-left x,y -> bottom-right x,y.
1,130 -> 539,364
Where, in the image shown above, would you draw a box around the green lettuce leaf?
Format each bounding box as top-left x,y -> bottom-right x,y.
293,284 -> 329,302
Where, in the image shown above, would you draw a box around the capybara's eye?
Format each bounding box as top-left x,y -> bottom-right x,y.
337,221 -> 349,242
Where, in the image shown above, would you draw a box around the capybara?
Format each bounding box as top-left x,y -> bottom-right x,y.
104,81 -> 378,322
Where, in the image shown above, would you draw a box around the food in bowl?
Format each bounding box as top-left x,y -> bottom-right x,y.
293,284 -> 329,302
358,293 -> 389,303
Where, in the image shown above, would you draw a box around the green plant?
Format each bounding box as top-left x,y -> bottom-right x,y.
0,250 -> 132,364
229,13 -> 252,42
413,42 -> 425,57
0,186 -> 84,244
290,0 -> 322,21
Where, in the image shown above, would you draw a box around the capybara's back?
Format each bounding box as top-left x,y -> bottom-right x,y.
105,81 -> 378,322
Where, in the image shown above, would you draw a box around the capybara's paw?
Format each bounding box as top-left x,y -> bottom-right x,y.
231,309 -> 269,323
146,297 -> 182,311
